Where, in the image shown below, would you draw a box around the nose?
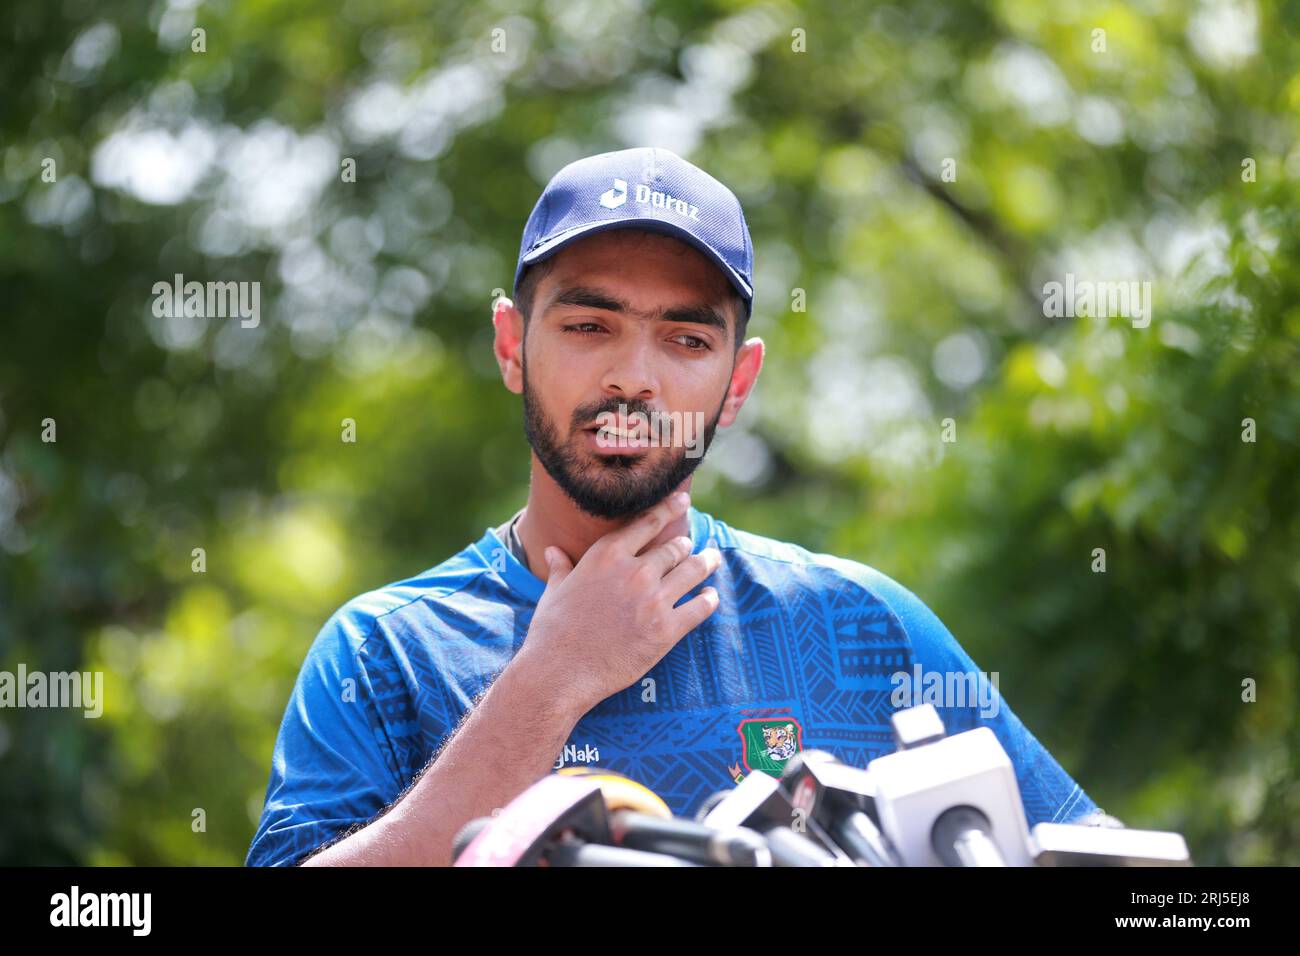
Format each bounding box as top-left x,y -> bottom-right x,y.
599,335 -> 659,401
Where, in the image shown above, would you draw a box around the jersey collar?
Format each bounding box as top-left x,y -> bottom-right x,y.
476,506 -> 710,603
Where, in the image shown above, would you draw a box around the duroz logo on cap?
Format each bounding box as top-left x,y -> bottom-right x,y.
597,177 -> 701,221
599,178 -> 628,209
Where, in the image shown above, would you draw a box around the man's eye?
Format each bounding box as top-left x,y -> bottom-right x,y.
673,335 -> 710,351
562,323 -> 605,335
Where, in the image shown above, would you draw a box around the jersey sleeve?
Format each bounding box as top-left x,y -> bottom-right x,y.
857,567 -> 1100,828
245,610 -> 405,866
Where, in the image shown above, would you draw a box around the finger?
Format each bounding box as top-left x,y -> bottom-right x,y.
670,586 -> 720,634
609,490 -> 690,555
543,546 -> 574,588
639,535 -> 694,579
661,548 -> 721,601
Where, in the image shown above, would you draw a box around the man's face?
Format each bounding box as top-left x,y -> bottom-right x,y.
519,230 -> 741,520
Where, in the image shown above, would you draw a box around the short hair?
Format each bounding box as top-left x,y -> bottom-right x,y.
513,245 -> 749,351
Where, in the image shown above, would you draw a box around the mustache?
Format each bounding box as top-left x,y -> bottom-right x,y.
572,399 -> 660,430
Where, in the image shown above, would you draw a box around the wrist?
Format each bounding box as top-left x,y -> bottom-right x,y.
506,646 -> 598,723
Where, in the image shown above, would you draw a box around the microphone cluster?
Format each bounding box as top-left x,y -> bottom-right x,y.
452,705 -> 1191,867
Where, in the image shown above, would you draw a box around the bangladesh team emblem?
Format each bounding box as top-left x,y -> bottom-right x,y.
734,717 -> 804,779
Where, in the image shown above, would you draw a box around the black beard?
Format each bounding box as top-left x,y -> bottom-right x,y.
522,360 -> 725,520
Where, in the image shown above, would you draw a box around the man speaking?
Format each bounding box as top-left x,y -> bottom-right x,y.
246,147 -> 1100,866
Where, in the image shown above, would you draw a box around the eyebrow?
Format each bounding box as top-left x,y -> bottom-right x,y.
545,284 -> 730,338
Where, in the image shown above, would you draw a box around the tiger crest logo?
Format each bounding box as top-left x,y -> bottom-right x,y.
733,717 -> 804,781
762,723 -> 799,761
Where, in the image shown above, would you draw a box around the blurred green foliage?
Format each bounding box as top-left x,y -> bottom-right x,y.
1,0 -> 1296,865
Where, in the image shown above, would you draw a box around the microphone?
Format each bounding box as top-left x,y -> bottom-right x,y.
1029,822 -> 1191,866
560,767 -> 771,865
868,705 -> 1034,866
555,766 -> 673,817
694,789 -> 731,821
931,805 -> 1006,867
608,810 -> 771,866
453,774 -> 613,867
543,836 -> 701,867
454,770 -> 708,867
451,817 -> 491,863
699,771 -> 849,867
779,750 -> 900,867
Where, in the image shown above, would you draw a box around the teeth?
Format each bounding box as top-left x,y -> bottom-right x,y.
597,425 -> 646,440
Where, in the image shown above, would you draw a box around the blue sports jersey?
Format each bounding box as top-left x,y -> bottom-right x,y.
246,506 -> 1098,866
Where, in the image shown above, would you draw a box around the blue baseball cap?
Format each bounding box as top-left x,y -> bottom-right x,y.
513,146 -> 754,319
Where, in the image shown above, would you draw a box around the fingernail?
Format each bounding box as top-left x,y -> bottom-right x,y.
675,491 -> 690,508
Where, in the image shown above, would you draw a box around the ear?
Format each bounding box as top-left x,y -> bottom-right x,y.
493,297 -> 525,394
716,336 -> 765,429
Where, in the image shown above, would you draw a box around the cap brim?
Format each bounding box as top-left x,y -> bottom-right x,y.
515,217 -> 753,317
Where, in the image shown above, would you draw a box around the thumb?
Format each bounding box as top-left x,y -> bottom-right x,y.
543,546 -> 574,587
